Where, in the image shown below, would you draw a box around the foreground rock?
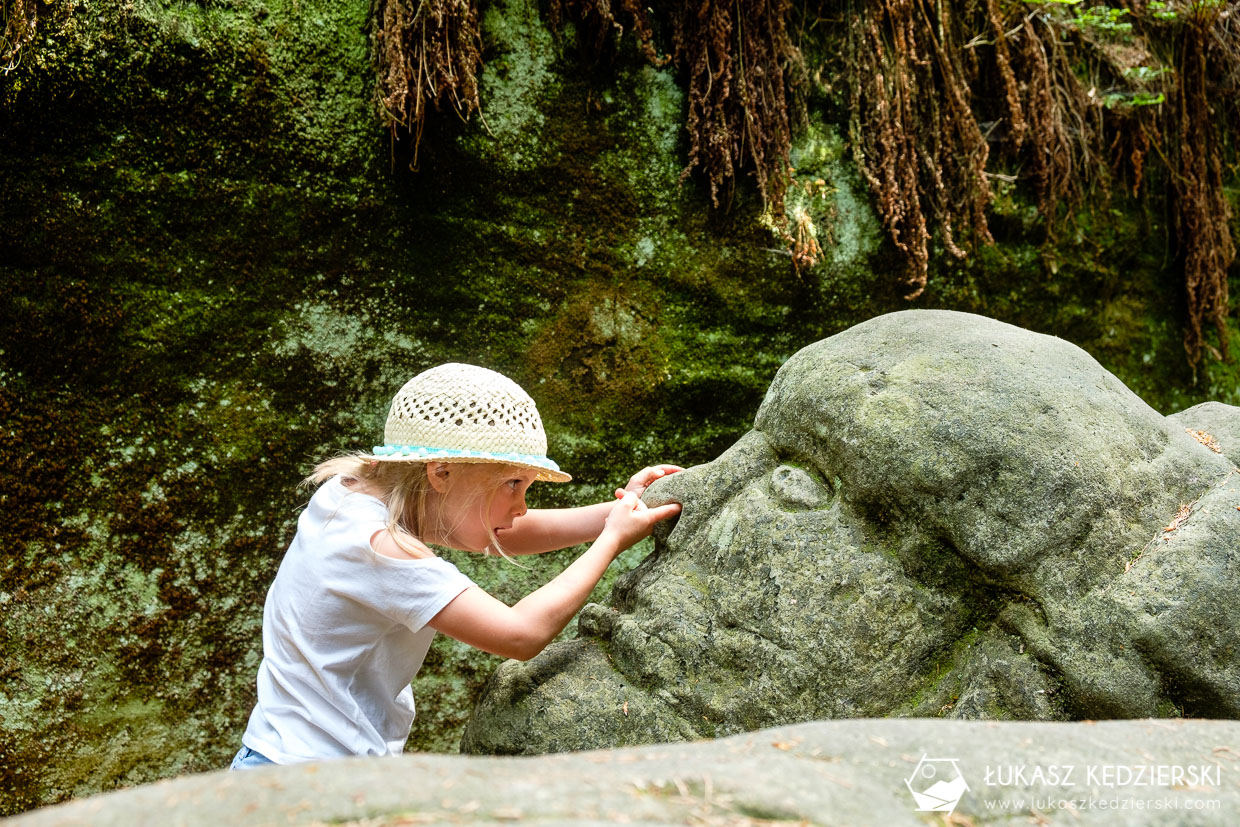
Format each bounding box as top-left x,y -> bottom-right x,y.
465,310 -> 1240,754
10,719 -> 1237,826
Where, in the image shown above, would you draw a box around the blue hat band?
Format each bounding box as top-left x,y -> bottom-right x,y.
372,444 -> 564,473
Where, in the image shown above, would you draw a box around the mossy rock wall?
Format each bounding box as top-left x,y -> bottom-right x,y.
0,0 -> 1236,815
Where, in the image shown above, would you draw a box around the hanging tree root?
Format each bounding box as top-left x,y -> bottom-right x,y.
1172,1 -> 1234,370
1009,11 -> 1100,230
2,0 -> 40,73
552,0 -> 808,235
844,0 -> 1236,365
548,0 -> 664,65
669,0 -> 807,217
368,0 -> 1235,366
848,0 -> 996,299
371,0 -> 483,168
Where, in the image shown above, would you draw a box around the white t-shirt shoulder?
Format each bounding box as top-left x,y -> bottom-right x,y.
243,475 -> 475,763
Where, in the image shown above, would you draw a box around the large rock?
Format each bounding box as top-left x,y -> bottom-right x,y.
10,719 -> 1238,826
463,310 -> 1240,754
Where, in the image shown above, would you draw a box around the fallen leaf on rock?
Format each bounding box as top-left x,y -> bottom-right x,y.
1186,428 -> 1222,453
1164,503 -> 1192,532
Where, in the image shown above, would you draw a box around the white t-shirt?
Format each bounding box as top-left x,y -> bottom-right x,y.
242,475 -> 474,763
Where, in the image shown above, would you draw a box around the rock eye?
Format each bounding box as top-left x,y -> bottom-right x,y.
769,464 -> 832,510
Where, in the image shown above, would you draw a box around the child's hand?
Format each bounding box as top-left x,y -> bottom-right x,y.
601,490 -> 681,553
619,464 -> 686,499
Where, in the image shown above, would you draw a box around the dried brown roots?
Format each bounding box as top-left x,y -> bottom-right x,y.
2,0 -> 40,73
372,0 -> 483,167
552,0 -> 808,218
1173,4 -> 1235,368
848,0 -> 995,298
847,0 -> 1236,365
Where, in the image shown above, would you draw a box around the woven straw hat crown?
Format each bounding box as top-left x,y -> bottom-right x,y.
373,363 -> 570,482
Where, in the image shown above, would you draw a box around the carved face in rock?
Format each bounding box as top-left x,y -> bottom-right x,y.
462,311 -> 1240,755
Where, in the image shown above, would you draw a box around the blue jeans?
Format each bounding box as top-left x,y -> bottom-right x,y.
230,745 -> 275,770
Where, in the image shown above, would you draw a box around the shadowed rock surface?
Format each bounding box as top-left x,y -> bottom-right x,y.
9,719 -> 1237,826
463,310 -> 1240,755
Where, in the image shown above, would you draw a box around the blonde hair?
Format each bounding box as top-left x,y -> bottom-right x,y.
305,454 -> 521,560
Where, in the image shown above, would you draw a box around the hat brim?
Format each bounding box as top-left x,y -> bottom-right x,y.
370,446 -> 571,483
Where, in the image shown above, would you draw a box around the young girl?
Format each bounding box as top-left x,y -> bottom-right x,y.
231,363 -> 682,769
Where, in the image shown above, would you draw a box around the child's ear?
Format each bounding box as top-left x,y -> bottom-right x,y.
427,462 -> 452,493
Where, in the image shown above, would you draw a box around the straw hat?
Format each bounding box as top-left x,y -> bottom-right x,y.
372,363 -> 571,483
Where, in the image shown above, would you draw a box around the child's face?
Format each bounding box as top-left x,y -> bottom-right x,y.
433,464 -> 538,552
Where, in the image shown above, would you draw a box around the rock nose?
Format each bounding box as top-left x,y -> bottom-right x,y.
641,429 -> 776,548
642,466 -> 698,509
642,463 -> 712,546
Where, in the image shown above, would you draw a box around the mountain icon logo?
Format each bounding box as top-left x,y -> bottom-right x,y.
905,755 -> 969,814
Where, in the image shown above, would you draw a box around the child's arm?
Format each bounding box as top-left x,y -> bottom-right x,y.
495,464 -> 684,555
491,502 -> 611,555
429,490 -> 680,661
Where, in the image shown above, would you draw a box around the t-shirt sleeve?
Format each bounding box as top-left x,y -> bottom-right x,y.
378,557 -> 476,632
313,480 -> 477,633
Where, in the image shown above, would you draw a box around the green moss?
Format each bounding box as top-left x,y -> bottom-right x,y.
898,626 -> 985,713
464,0 -> 560,168
785,121 -> 882,270
925,183 -> 1240,415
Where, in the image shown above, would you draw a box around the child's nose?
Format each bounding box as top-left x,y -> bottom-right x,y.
512,496 -> 528,518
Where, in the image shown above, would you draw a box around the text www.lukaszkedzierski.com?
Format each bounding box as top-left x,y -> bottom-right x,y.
982,797 -> 1221,812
